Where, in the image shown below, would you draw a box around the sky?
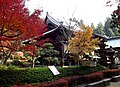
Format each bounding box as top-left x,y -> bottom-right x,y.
26,0 -> 118,27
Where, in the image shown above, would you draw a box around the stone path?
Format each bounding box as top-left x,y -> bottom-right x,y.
107,81 -> 120,87
76,81 -> 120,87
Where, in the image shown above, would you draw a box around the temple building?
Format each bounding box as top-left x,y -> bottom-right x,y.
44,13 -> 73,65
106,37 -> 120,61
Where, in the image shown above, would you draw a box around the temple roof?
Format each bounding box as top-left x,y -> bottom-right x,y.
105,37 -> 120,48
45,13 -> 63,27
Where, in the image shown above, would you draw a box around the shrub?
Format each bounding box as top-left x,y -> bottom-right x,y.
0,67 -> 53,87
83,72 -> 103,83
102,69 -> 120,78
12,79 -> 68,87
11,60 -> 24,67
64,75 -> 83,86
0,64 -> 8,70
0,65 -> 107,87
12,68 -> 120,87
12,72 -> 104,87
12,84 -> 34,87
41,79 -> 68,87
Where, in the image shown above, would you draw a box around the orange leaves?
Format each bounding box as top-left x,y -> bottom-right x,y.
0,36 -> 17,41
0,0 -> 48,64
0,0 -> 47,50
67,24 -> 99,56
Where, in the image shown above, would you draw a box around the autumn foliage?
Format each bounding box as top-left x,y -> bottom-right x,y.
67,25 -> 99,57
111,6 -> 120,28
0,0 -> 47,64
106,0 -> 120,28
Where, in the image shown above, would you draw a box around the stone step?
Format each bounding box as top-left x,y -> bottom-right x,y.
112,75 -> 120,82
86,80 -> 104,87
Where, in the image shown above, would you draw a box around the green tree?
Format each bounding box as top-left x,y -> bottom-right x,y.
94,22 -> 105,35
106,1 -> 120,28
40,43 -> 60,65
104,17 -> 115,37
112,27 -> 120,36
104,17 -> 120,37
91,23 -> 96,30
107,29 -> 115,37
79,19 -> 84,26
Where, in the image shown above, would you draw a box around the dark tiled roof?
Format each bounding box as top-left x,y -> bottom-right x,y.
107,36 -> 120,40
106,37 -> 120,48
45,13 -> 63,27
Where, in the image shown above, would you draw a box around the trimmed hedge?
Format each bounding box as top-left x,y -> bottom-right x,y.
0,65 -> 107,87
102,69 -> 120,78
64,75 -> 83,86
12,68 -> 120,87
12,79 -> 68,87
83,72 -> 103,83
12,72 -> 104,87
0,66 -> 53,87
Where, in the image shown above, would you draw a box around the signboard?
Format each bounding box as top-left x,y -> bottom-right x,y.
48,66 -> 60,75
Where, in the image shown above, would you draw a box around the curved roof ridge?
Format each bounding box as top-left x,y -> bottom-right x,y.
46,13 -> 63,26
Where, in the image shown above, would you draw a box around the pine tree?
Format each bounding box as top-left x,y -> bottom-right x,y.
94,22 -> 105,35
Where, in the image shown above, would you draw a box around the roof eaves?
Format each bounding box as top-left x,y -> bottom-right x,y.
46,14 -> 62,26
43,26 -> 59,35
107,36 -> 120,40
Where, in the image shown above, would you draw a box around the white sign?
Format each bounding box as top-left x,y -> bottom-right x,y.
48,66 -> 60,75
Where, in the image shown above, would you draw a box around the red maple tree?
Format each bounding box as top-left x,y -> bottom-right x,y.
0,0 -> 47,64
106,0 -> 120,28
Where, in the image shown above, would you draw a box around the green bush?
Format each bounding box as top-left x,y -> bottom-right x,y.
0,65 -> 107,87
0,66 -> 53,87
12,72 -> 104,87
10,67 -> 120,87
0,64 -> 8,70
11,60 -> 24,67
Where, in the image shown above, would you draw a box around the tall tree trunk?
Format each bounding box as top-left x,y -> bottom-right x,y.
32,59 -> 35,68
2,50 -> 12,65
61,44 -> 64,67
2,57 -> 8,65
32,54 -> 35,68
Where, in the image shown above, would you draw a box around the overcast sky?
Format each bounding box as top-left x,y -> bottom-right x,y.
26,0 -> 117,27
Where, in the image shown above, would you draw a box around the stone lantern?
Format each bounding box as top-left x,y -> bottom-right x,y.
97,38 -> 108,67
107,46 -> 117,68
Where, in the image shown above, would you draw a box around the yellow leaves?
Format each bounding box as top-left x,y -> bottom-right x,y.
67,24 -> 99,56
